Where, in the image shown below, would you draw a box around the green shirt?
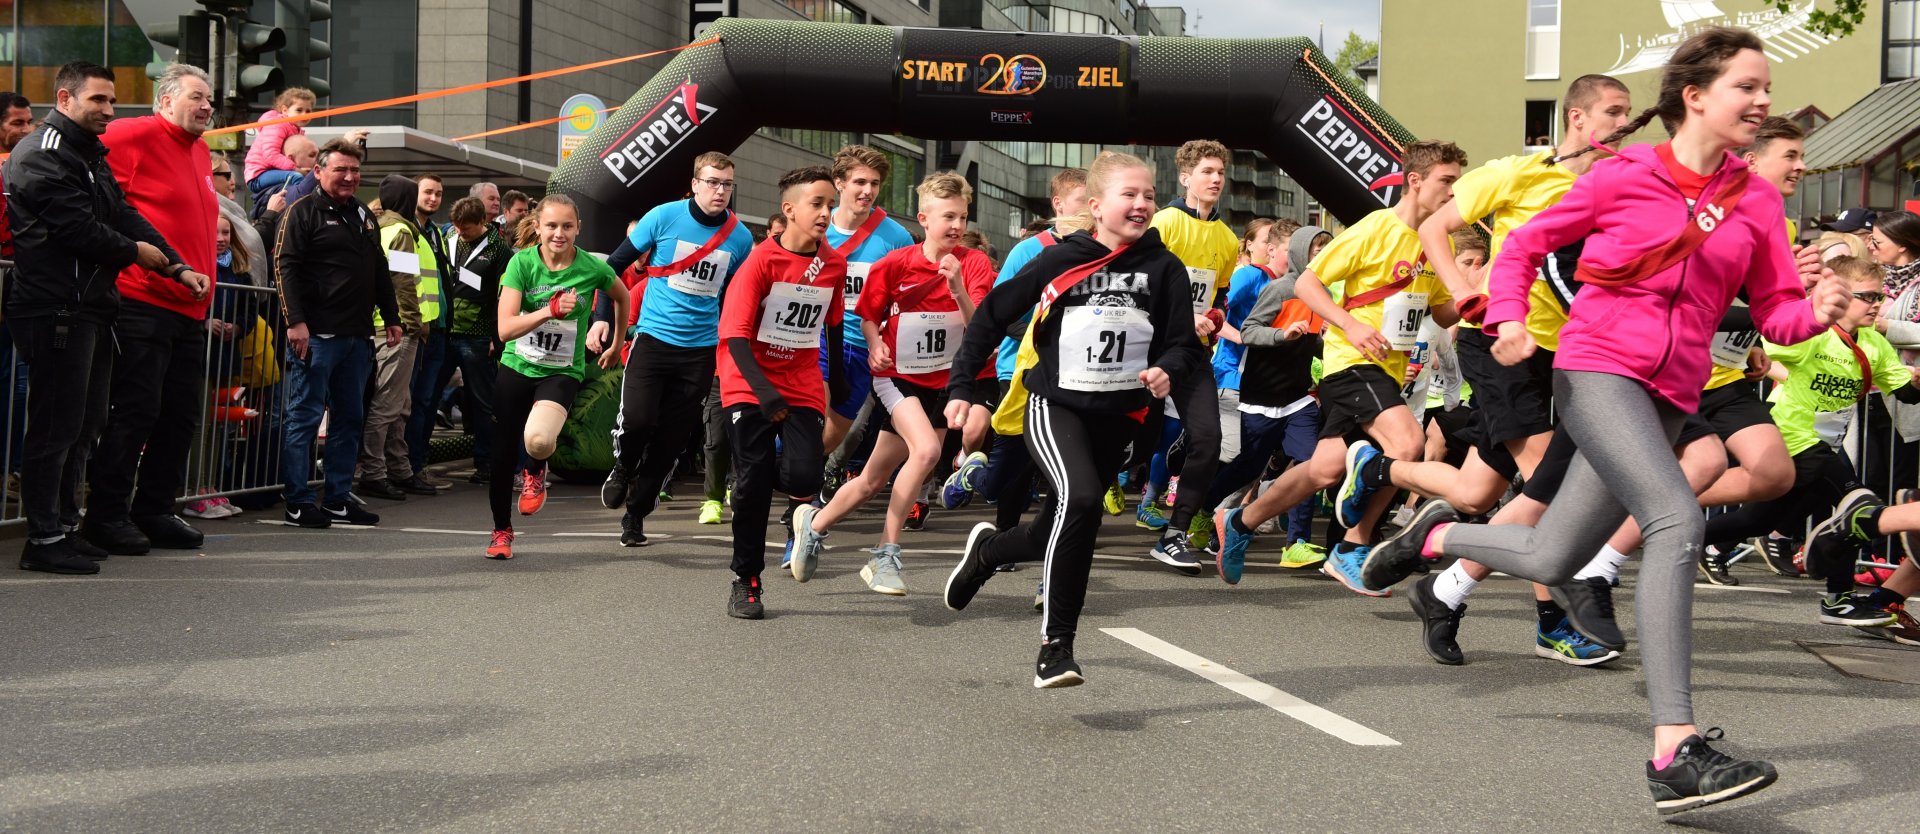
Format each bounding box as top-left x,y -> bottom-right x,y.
500,246 -> 618,381
1764,327 -> 1910,456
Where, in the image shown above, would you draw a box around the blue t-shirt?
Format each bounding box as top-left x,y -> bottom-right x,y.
1212,264 -> 1276,390
824,212 -> 915,352
627,199 -> 757,348
993,232 -> 1051,381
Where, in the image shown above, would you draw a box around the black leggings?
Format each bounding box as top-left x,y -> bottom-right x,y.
613,335 -> 713,516
977,395 -> 1133,642
489,367 -> 580,531
1705,443 -> 1863,595
978,430 -> 1038,530
1167,374 -> 1222,533
725,404 -> 826,579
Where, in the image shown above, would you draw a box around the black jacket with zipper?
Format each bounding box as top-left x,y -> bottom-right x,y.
274,187 -> 398,338
2,111 -> 180,324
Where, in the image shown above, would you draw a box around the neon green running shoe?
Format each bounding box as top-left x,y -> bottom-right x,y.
1103,482 -> 1126,516
699,499 -> 724,525
1278,541 -> 1328,570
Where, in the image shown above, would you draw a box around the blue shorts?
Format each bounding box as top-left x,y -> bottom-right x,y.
818,342 -> 872,420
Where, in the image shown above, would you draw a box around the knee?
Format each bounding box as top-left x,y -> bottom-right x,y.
1060,483 -> 1103,515
524,401 -> 567,460
1751,457 -> 1795,501
1307,455 -> 1343,489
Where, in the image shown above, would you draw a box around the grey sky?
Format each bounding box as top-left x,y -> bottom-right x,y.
1169,0 -> 1380,49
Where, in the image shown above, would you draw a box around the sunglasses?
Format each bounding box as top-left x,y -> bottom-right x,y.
1853,290 -> 1887,304
212,170 -> 232,179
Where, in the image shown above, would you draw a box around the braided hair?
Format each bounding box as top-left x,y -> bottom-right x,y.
1548,27 -> 1765,166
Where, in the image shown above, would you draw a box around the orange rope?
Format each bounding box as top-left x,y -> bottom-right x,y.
207,36 -> 720,137
1301,48 -> 1404,156
452,107 -> 620,142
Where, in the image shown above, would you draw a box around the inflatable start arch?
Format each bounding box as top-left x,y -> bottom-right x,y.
550,18 -> 1420,250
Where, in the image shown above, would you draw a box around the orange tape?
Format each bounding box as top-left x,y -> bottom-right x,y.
206,36 -> 720,137
1302,48 -> 1404,157
452,107 -> 619,142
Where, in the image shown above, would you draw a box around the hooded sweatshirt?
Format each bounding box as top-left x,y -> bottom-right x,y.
374,175 -> 427,337
1235,225 -> 1329,410
1485,143 -> 1822,411
101,114 -> 218,319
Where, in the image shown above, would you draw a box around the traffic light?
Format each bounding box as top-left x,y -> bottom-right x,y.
145,12 -> 218,79
233,17 -> 287,98
275,1 -> 333,98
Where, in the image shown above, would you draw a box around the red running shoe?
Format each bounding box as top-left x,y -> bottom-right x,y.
487,529 -> 515,560
518,471 -> 548,515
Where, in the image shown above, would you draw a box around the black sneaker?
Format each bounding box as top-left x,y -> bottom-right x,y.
82,519 -> 151,555
357,478 -> 406,501
621,512 -> 648,547
1806,487 -> 1881,580
1697,547 -> 1739,586
600,464 -> 632,510
1149,532 -> 1204,576
1646,729 -> 1778,815
903,500 -> 929,531
1405,574 -> 1465,666
1818,592 -> 1899,627
1755,536 -> 1800,577
284,502 -> 332,528
1360,500 -> 1456,591
134,513 -> 203,550
1034,638 -> 1084,688
468,470 -> 491,485
64,533 -> 110,561
393,475 -> 438,496
1550,576 -> 1626,650
19,538 -> 99,575
322,501 -> 380,527
728,576 -> 764,619
945,523 -> 998,612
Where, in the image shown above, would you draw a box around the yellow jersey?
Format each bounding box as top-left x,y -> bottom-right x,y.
1449,150 -> 1577,351
1152,201 -> 1241,310
1309,208 -> 1453,382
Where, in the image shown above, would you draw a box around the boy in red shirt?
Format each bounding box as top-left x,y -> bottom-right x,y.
718,166 -> 847,619
787,172 -> 993,596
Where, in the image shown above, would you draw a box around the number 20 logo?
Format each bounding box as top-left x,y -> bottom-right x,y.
977,54 -> 1047,96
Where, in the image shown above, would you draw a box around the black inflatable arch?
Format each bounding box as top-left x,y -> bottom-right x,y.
551,18 -> 1420,251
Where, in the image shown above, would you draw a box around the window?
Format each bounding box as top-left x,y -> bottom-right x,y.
1281,190 -> 1295,207
1891,0 -> 1920,81
1525,0 -> 1560,80
779,0 -> 867,25
1524,99 -> 1556,151
762,127 -> 856,159
874,145 -> 923,217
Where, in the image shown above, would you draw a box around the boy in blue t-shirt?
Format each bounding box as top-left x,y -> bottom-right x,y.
818,145 -> 917,477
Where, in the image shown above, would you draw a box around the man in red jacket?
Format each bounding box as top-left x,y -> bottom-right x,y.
83,64 -> 221,555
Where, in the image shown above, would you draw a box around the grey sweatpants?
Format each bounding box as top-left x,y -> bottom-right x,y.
1442,370 -> 1703,727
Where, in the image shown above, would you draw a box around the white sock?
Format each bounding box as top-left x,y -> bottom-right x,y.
1432,562 -> 1479,610
1573,545 -> 1631,582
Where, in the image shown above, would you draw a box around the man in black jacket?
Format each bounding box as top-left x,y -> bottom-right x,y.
4,62 -> 209,574
275,139 -> 402,528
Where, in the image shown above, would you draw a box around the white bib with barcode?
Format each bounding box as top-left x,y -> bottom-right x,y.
517,318 -> 575,368
1815,409 -> 1853,447
1710,330 -> 1761,370
664,240 -> 732,297
1186,267 -> 1217,313
895,311 -> 961,374
1058,305 -> 1151,392
1380,291 -> 1430,352
842,262 -> 871,316
757,281 -> 830,349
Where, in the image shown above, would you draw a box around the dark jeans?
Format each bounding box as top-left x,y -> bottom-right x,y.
283,336 -> 373,506
702,379 -> 730,502
89,299 -> 207,521
613,335 -> 713,516
725,404 -> 825,579
1705,443 -> 1865,596
978,430 -> 1037,531
12,316 -> 113,539
0,322 -> 30,472
406,327 -> 450,474
447,335 -> 497,468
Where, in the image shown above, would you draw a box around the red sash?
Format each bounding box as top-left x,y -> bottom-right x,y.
1342,254 -> 1425,311
643,212 -> 739,278
1037,243 -> 1130,318
1831,326 -> 1877,402
1576,167 -> 1750,288
1036,230 -> 1057,247
832,208 -> 889,257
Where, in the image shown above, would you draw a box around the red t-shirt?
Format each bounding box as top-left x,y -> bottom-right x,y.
1654,142 -> 1714,202
854,244 -> 994,389
717,236 -> 847,414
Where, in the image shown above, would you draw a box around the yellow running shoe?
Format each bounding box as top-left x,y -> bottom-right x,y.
1278,541 -> 1328,570
1186,513 -> 1212,550
1103,482 -> 1125,516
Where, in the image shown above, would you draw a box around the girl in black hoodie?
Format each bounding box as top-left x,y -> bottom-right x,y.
937,151 -> 1207,688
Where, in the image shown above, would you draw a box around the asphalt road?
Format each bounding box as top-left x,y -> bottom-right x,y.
3,471 -> 1918,833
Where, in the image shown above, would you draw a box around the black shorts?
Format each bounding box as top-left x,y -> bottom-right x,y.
1456,328 -> 1556,446
973,376 -> 1003,412
1699,380 -> 1775,440
1316,365 -> 1406,440
1674,414 -> 1718,448
1522,415 -> 1716,504
1426,404 -> 1479,470
873,377 -> 950,433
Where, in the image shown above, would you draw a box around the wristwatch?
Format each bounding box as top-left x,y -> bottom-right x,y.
166,263 -> 189,280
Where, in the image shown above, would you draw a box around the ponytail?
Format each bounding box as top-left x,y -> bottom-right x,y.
1545,26 -> 1762,166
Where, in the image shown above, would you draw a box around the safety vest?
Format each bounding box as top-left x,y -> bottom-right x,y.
374,221 -> 442,328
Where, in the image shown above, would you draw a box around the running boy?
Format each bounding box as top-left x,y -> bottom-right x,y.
820,145 -> 917,481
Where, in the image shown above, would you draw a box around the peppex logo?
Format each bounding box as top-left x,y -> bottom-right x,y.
990,110 -> 1034,125
1296,97 -> 1401,206
600,82 -> 717,187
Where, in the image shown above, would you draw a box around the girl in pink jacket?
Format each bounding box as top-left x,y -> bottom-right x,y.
243,88 -> 316,197
1359,27 -> 1852,815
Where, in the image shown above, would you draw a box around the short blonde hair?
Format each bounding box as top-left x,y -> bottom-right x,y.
1816,231 -> 1869,262
916,171 -> 973,207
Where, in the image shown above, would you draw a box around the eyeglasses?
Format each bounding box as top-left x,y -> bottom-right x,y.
1853,290 -> 1887,304
695,178 -> 737,191
212,170 -> 232,179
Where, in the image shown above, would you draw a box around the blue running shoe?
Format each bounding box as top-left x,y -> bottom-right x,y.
942,452 -> 988,510
1335,440 -> 1382,529
1215,507 -> 1251,585
1321,543 -> 1391,597
1535,617 -> 1622,666
1136,504 -> 1169,530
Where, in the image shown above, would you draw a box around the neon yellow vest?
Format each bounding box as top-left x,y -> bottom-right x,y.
374,222 -> 442,328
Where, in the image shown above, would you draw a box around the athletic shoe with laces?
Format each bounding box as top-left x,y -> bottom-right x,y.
1646,729 -> 1778,815
1883,604 -> 1920,646
1359,500 -> 1455,591
942,452 -> 987,510
518,470 -> 548,515
698,499 -> 724,525
944,523 -> 998,611
1697,547 -> 1739,586
1135,504 -> 1169,531
1214,508 -> 1245,585
728,576 -> 765,620
599,463 -> 632,510
1818,591 -> 1899,627
620,512 -> 647,547
1033,582 -> 1045,611
1806,487 -> 1882,581
1278,540 -> 1328,570
1102,482 -> 1125,516
788,504 -> 826,582
861,543 -> 908,595
1322,543 -> 1390,597
1186,513 -> 1212,551
1535,617 -> 1621,666
1150,532 -> 1204,576
1755,535 -> 1801,577
1550,576 -> 1626,651
486,529 -> 514,559
321,501 -> 380,526
903,500 -> 930,531
1406,574 -> 1466,665
284,502 -> 331,529
1034,638 -> 1084,688
1335,440 -> 1383,528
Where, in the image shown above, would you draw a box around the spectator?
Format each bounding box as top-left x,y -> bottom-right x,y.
441,195 -> 512,482
212,151 -> 275,284
5,62 -> 205,574
276,139 -> 401,528
470,182 -> 502,226
244,87 -> 316,197
0,91 -> 34,484
251,135 -> 317,221
500,189 -> 530,230
86,63 -> 222,555
0,91 -> 32,154
405,173 -> 453,489
356,175 -> 435,500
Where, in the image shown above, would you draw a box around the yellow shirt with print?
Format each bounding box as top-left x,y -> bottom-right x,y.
1152,204 -> 1241,301
1449,150 -> 1576,351
1704,217 -> 1797,391
1310,208 -> 1453,383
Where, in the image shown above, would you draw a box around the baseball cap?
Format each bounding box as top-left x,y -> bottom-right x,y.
1821,208 -> 1877,233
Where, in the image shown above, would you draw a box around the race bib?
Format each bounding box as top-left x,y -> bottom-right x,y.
1380,291 -> 1430,352
1058,305 -> 1151,392
516,318 -> 575,368
664,240 -> 732,297
1186,267 -> 1217,313
843,262 -> 871,316
895,311 -> 961,375
758,281 -> 830,349
1815,409 -> 1853,447
1710,330 -> 1761,370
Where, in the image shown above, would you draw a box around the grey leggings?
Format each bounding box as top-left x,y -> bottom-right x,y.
1443,370 -> 1702,727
